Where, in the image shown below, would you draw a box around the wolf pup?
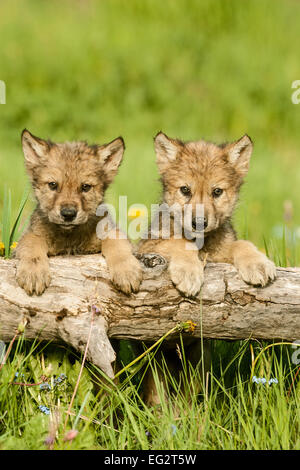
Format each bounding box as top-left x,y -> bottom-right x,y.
139,132 -> 276,297
15,130 -> 142,296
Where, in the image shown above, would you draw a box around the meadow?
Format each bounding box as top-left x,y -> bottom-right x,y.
0,0 -> 300,450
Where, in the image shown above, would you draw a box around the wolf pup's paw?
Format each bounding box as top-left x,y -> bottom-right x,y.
16,259 -> 51,296
110,256 -> 143,294
236,254 -> 276,287
169,259 -> 204,297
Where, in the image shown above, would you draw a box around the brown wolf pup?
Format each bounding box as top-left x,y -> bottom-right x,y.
139,132 -> 276,297
138,132 -> 276,405
15,130 -> 142,296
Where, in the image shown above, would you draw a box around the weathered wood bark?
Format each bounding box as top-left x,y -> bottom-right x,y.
0,254 -> 299,377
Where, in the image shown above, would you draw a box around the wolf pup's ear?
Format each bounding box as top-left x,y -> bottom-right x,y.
97,137 -> 125,184
21,129 -> 50,170
154,132 -> 181,174
227,135 -> 253,177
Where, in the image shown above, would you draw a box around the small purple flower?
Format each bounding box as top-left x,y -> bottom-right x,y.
39,405 -> 50,415
14,372 -> 25,381
44,435 -> 55,448
53,373 -> 67,386
40,383 -> 51,391
268,378 -> 278,385
252,376 -> 278,386
171,424 -> 177,436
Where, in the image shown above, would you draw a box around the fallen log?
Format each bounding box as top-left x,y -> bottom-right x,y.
0,253 -> 299,377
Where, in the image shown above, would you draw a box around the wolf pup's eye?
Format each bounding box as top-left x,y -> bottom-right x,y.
212,188 -> 223,198
48,182 -> 58,191
180,186 -> 191,196
81,183 -> 92,193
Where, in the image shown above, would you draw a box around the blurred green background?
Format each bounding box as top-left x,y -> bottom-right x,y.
0,0 -> 300,260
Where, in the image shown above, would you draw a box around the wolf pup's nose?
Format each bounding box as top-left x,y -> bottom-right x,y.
192,216 -> 208,231
60,206 -> 77,222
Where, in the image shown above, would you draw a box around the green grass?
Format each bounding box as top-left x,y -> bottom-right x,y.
0,336 -> 299,450
1,0 -> 300,248
0,0 -> 300,450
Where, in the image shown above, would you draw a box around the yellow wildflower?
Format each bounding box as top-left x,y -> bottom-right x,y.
10,241 -> 18,251
181,320 -> 197,333
0,241 -> 4,256
128,206 -> 147,219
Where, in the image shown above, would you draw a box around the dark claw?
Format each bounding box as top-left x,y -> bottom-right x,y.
135,253 -> 167,269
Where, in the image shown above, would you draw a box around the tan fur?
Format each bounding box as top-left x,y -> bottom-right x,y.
139,132 -> 276,296
15,130 -> 142,296
138,132 -> 276,405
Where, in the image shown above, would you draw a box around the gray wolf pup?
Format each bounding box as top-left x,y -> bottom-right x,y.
138,132 -> 276,405
139,132 -> 276,297
15,130 -> 142,296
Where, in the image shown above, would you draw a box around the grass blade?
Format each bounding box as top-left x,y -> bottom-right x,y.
2,187 -> 11,258
9,188 -> 29,246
